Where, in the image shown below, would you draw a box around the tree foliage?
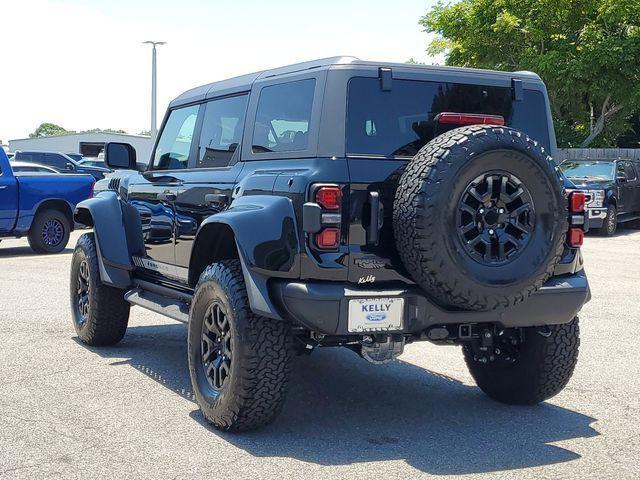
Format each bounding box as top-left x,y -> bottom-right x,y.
81,128 -> 127,134
28,124 -> 129,138
421,0 -> 640,147
29,122 -> 71,138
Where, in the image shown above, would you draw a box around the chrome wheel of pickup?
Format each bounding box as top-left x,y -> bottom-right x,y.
42,218 -> 64,247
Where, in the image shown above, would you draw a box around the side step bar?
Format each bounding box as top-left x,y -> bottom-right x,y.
124,287 -> 190,323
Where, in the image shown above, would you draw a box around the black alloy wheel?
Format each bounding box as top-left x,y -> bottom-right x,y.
201,302 -> 233,392
457,171 -> 535,266
74,259 -> 90,327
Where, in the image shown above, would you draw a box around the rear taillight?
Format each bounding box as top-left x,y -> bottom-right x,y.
568,191 -> 587,247
568,228 -> 584,247
315,227 -> 340,249
315,186 -> 342,210
436,112 -> 505,126
569,192 -> 586,213
312,184 -> 342,250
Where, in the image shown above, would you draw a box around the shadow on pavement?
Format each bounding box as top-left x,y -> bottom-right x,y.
79,323 -> 599,476
586,225 -> 640,238
0,244 -> 73,258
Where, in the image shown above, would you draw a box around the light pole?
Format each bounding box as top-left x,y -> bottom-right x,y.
143,41 -> 166,139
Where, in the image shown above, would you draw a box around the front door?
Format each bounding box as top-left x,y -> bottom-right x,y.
172,94 -> 250,267
617,161 -> 637,215
126,104 -> 200,282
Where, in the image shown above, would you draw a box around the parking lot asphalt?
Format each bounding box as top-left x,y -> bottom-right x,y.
1,229 -> 639,479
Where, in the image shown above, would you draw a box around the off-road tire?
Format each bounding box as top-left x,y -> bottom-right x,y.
70,233 -> 130,345
188,260 -> 292,432
464,318 -> 580,404
394,125 -> 567,311
28,208 -> 71,253
598,205 -> 617,236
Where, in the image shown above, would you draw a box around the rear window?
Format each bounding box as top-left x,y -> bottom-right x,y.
346,78 -> 550,158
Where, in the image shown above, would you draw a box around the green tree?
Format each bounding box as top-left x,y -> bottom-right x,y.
421,0 -> 640,147
29,122 -> 72,138
80,128 -> 128,134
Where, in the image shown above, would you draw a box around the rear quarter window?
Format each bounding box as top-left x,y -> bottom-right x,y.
346,78 -> 550,158
252,79 -> 315,153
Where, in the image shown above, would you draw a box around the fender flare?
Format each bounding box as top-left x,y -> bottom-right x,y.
189,195 -> 301,320
74,191 -> 144,288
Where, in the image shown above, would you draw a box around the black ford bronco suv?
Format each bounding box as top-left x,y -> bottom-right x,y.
69,57 -> 590,431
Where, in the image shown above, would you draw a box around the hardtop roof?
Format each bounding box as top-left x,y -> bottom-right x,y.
169,56 -> 543,108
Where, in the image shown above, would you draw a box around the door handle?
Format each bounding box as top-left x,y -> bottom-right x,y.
0,185 -> 6,190
157,192 -> 177,202
366,191 -> 384,245
204,193 -> 229,207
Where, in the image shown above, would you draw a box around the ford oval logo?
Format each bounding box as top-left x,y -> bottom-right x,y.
366,313 -> 387,322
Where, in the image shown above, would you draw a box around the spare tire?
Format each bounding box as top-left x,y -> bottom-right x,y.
393,125 -> 567,311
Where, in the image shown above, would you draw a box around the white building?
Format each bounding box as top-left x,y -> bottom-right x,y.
9,132 -> 153,164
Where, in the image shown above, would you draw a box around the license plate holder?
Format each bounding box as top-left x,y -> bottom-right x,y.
348,297 -> 404,333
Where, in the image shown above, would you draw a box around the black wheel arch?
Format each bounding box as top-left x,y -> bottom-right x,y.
73,192 -> 144,288
188,223 -> 239,287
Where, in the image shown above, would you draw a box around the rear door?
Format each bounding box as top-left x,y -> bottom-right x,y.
344,75 -> 552,285
0,161 -> 18,232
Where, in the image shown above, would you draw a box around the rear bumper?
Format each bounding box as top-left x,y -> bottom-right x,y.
272,270 -> 590,335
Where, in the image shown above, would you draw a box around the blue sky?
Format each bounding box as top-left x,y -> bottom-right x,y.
0,0 -> 440,141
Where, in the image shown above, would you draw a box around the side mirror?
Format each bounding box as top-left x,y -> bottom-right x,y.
65,162 -> 75,171
105,142 -> 137,170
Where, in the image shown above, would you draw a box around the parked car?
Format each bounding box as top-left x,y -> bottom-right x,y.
78,157 -> 108,169
561,158 -> 640,235
0,149 -> 94,253
13,150 -> 111,180
70,57 -> 589,431
9,161 -> 60,174
66,153 -> 84,162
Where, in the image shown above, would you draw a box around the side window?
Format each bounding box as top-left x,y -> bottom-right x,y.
625,162 -> 637,181
152,105 -> 200,171
197,94 -> 248,168
618,161 -> 637,181
45,154 -> 67,169
252,79 -> 315,153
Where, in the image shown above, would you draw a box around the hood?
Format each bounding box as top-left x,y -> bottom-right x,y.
77,165 -> 111,173
566,178 -> 614,190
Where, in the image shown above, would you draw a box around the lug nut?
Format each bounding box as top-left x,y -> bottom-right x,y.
498,208 -> 505,213
479,208 -> 485,214
489,229 -> 495,235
